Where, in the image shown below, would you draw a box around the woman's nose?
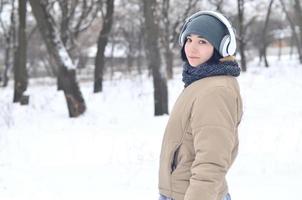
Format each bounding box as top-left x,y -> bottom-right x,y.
189,42 -> 199,53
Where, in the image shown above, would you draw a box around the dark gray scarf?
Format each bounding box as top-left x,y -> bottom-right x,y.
182,61 -> 241,87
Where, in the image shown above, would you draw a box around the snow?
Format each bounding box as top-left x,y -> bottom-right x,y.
52,28 -> 76,70
0,4 -> 13,29
87,43 -> 128,58
1,55 -> 302,200
56,41 -> 76,70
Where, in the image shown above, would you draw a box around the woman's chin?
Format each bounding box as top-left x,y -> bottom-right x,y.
188,61 -> 202,67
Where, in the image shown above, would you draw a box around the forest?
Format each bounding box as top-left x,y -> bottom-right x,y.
0,0 -> 301,117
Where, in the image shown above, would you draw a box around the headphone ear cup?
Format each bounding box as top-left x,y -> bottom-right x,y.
219,35 -> 230,57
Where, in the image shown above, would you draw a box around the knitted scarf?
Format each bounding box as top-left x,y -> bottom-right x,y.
182,61 -> 241,87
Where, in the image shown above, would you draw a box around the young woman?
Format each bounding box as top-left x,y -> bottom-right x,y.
158,11 -> 243,200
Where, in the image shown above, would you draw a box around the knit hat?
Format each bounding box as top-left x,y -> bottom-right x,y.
181,14 -> 228,54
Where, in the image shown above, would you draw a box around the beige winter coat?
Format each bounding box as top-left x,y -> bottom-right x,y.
158,75 -> 243,200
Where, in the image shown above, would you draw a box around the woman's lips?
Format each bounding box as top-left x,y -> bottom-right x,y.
188,56 -> 200,59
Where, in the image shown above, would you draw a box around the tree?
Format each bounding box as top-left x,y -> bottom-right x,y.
294,0 -> 302,63
29,0 -> 86,117
159,0 -> 199,79
237,0 -> 247,72
54,0 -> 99,90
13,0 -> 29,104
142,0 -> 168,116
208,0 -> 224,12
279,0 -> 302,63
111,0 -> 145,75
94,0 -> 115,93
0,0 -> 16,87
160,0 -> 173,79
236,0 -> 257,71
261,0 -> 274,67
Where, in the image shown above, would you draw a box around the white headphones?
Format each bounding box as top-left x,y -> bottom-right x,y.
179,10 -> 236,57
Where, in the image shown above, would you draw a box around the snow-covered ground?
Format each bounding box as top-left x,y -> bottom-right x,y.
1,55 -> 302,200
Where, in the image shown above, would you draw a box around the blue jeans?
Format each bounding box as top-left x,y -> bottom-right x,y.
159,194 -> 173,200
159,193 -> 231,200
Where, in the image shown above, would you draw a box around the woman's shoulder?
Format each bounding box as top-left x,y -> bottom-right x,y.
192,75 -> 239,92
182,76 -> 241,104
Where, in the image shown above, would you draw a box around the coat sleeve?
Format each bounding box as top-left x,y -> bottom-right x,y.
184,86 -> 238,200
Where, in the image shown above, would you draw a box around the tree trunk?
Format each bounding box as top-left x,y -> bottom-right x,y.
57,0 -> 69,91
162,0 -> 174,79
136,29 -> 144,75
143,0 -> 169,116
280,0 -> 302,63
294,0 -> 302,62
13,0 -> 28,104
238,38 -> 247,72
262,0 -> 274,67
290,33 -> 294,59
2,35 -> 11,87
263,46 -> 269,67
127,53 -> 134,74
2,0 -> 15,87
258,48 -> 262,64
165,49 -> 174,79
278,38 -> 282,60
94,0 -> 114,93
29,0 -> 86,117
109,39 -> 115,79
237,0 -> 247,72
126,40 -> 134,73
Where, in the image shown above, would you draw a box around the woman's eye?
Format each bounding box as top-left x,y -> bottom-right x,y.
199,40 -> 207,44
186,38 -> 192,42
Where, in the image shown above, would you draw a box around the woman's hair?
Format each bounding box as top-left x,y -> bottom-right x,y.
180,42 -> 223,64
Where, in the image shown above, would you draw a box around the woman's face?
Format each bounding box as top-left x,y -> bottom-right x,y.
184,34 -> 214,67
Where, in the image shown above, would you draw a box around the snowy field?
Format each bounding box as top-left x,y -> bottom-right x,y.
1,55 -> 302,200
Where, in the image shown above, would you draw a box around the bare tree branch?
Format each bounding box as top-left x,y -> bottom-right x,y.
242,15 -> 257,38
279,0 -> 302,62
208,0 -> 224,12
171,0 -> 199,46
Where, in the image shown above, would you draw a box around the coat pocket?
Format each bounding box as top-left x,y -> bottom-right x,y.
170,144 -> 181,174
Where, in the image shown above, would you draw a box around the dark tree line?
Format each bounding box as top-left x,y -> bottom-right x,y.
0,0 -> 302,117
